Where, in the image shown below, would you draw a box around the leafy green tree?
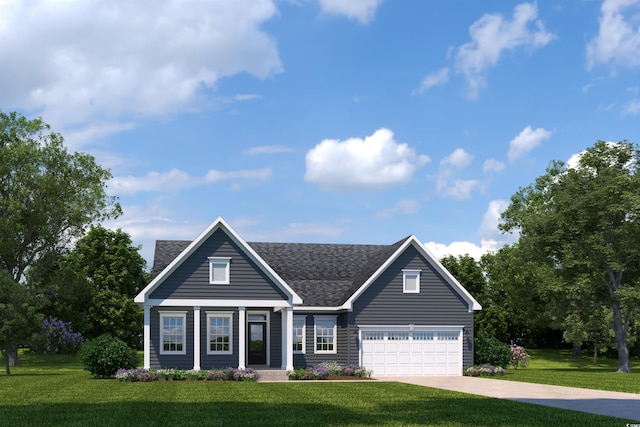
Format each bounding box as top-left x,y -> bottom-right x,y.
0,111 -> 120,366
0,271 -> 42,375
501,141 -> 640,373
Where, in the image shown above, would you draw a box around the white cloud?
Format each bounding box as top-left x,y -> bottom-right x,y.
586,0 -> 640,69
376,199 -> 420,218
483,158 -> 506,173
507,126 -> 552,162
245,145 -> 296,155
455,2 -> 556,98
110,167 -> 271,195
436,148 -> 481,199
622,99 -> 640,115
317,0 -> 383,24
413,67 -> 449,94
304,128 -> 430,192
0,0 -> 282,143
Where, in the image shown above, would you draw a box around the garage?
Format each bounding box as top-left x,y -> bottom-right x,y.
359,327 -> 463,376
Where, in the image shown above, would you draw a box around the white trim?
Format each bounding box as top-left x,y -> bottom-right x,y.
247,310 -> 270,366
292,306 -> 344,312
209,257 -> 231,285
281,307 -> 294,370
143,306 -> 150,369
313,315 -> 337,354
402,269 -> 421,293
159,311 -> 187,355
206,311 -> 233,355
292,316 -> 306,354
238,307 -> 246,369
145,299 -> 291,308
341,236 -> 482,311
193,306 -> 201,370
134,217 -> 303,305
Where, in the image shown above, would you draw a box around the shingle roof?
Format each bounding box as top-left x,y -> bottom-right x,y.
151,237 -> 411,307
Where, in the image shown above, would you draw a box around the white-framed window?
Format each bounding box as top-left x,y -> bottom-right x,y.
207,312 -> 233,355
293,316 -> 306,354
160,311 -> 187,355
314,315 -> 337,354
403,269 -> 421,293
209,257 -> 231,284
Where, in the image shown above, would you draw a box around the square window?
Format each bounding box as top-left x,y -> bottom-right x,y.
293,317 -> 305,354
209,258 -> 230,284
314,316 -> 337,354
403,270 -> 421,293
207,312 -> 233,355
160,312 -> 186,355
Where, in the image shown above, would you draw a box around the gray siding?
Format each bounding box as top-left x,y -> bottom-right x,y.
149,229 -> 289,301
350,245 -> 475,368
269,310 -> 282,368
150,307 -> 194,370
292,313 -> 349,367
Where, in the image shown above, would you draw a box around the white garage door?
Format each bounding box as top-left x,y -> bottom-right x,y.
360,328 -> 462,376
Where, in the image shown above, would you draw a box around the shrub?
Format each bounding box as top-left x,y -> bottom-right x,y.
474,337 -> 512,368
465,365 -> 506,377
206,368 -> 235,381
341,365 -> 373,378
30,317 -> 85,355
79,334 -> 138,378
288,363 -> 373,380
510,345 -> 531,369
318,361 -> 342,376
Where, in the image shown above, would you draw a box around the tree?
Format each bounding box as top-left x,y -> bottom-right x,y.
501,141 -> 640,373
0,111 -> 120,365
40,227 -> 148,347
0,271 -> 42,375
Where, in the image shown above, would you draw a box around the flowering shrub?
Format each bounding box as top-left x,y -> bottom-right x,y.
318,361 -> 342,376
116,367 -> 259,382
464,365 -> 506,377
30,317 -> 85,355
116,369 -> 158,382
341,365 -> 373,378
510,345 -> 531,369
288,363 -> 372,380
233,368 -> 258,381
157,369 -> 177,381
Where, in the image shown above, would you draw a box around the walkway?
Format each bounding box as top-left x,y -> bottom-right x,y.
383,376 -> 640,422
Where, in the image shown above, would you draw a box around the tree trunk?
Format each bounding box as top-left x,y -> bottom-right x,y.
592,342 -> 598,365
612,301 -> 630,373
572,342 -> 582,360
7,350 -> 18,366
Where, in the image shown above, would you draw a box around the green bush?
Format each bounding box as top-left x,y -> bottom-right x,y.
474,337 -> 512,368
79,334 -> 138,378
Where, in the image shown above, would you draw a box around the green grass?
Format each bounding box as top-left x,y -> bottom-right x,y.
0,352 -> 630,426
495,348 -> 640,393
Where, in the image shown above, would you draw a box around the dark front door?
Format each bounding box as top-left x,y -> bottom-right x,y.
248,322 -> 267,365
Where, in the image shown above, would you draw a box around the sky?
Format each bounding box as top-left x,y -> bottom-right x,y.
1,0 -> 640,266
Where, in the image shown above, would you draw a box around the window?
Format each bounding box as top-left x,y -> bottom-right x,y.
207,312 -> 233,354
388,332 -> 409,341
314,316 -> 337,354
362,331 -> 384,341
160,312 -> 186,355
437,332 -> 459,341
403,269 -> 421,293
413,332 -> 434,341
293,316 -> 306,354
209,257 -> 230,284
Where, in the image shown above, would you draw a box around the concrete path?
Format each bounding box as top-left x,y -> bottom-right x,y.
382,376 -> 640,422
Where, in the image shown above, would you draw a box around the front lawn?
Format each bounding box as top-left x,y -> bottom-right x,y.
0,352 -> 628,426
495,348 -> 640,394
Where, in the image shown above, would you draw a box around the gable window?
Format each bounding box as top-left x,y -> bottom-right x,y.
403,269 -> 421,293
209,257 -> 231,284
160,311 -> 186,355
207,312 -> 233,354
293,316 -> 306,354
314,315 -> 337,354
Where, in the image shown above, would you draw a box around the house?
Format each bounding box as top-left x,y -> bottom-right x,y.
134,217 -> 481,376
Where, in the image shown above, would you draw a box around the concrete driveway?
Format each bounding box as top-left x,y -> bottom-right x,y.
381,376 -> 640,422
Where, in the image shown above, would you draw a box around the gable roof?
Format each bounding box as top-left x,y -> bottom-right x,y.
142,217 -> 482,311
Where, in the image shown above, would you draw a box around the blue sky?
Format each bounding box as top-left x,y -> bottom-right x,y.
2,0 -> 640,265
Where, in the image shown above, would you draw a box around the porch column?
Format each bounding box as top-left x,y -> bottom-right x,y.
143,305 -> 150,369
238,307 -> 246,369
193,306 -> 201,370
281,306 -> 293,370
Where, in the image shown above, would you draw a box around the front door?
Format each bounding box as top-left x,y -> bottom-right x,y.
248,322 -> 267,365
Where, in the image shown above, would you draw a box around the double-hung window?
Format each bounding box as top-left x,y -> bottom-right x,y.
160,311 -> 186,355
403,269 -> 421,293
207,312 -> 233,355
293,316 -> 306,354
314,315 -> 337,354
209,257 -> 231,284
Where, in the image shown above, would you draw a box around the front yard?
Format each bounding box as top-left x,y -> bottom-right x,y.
0,351 -> 633,426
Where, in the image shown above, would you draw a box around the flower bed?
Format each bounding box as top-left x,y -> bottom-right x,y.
464,365 -> 506,377
288,362 -> 372,380
115,367 -> 259,382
